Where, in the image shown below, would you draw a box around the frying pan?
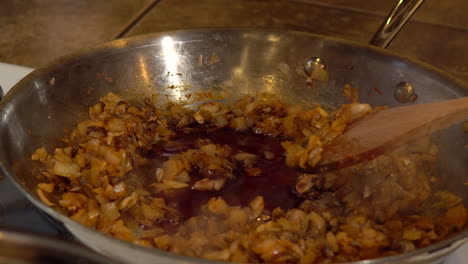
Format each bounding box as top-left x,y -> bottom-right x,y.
0,1 -> 466,264
0,227 -> 114,264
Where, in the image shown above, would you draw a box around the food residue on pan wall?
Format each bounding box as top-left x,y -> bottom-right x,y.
207,53 -> 221,65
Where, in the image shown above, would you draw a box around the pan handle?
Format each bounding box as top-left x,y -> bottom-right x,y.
369,0 -> 424,48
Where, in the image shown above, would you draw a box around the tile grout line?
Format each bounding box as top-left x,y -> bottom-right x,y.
112,0 -> 162,39
289,0 -> 468,33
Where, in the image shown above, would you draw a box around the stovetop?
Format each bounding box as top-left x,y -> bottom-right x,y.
0,62 -> 466,263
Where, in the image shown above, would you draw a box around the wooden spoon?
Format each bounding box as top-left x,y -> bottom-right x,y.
315,97 -> 468,172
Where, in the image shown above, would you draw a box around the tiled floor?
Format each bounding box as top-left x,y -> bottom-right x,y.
2,0 -> 468,82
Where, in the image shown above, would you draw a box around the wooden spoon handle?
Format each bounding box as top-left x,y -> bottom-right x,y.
317,97 -> 468,171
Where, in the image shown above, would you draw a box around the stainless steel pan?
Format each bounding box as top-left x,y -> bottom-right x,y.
0,2 -> 467,264
0,227 -> 114,264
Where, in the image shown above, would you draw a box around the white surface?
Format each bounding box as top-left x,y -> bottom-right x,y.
0,62 -> 34,93
445,241 -> 468,264
0,62 -> 467,263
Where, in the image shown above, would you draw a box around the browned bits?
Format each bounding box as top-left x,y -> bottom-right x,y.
244,167 -> 262,177
343,84 -> 359,102
295,174 -> 321,199
31,92 -> 467,263
263,151 -> 275,160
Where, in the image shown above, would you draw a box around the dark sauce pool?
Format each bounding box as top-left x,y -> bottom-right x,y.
147,130 -> 302,220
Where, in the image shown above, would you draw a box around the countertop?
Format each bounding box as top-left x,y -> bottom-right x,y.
2,0 -> 468,83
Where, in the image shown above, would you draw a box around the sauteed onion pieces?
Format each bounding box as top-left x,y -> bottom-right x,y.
32,92 -> 467,263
